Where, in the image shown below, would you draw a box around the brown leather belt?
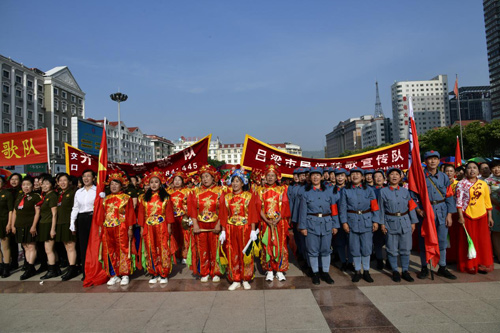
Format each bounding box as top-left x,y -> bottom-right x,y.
347,209 -> 371,215
430,199 -> 445,205
385,210 -> 409,217
308,213 -> 327,217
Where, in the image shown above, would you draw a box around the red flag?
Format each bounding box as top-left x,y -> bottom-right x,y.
83,120 -> 109,287
453,77 -> 459,98
455,136 -> 462,168
406,96 -> 440,266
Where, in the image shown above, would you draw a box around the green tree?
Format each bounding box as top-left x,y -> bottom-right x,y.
208,157 -> 225,169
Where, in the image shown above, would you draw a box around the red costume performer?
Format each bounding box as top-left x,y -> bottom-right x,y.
257,165 -> 291,273
137,169 -> 176,279
219,170 -> 259,284
188,165 -> 226,279
99,172 -> 136,278
167,171 -> 193,261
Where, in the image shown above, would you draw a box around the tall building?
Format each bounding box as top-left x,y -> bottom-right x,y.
449,86 -> 491,124
325,115 -> 374,157
87,119 -> 153,163
484,0 -> 500,119
391,75 -> 449,141
1,55 -> 85,173
361,117 -> 393,149
174,136 -> 302,164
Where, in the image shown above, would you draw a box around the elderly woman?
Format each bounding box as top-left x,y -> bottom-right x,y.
486,160 -> 500,262
456,161 -> 494,274
10,176 -> 42,280
99,172 -> 136,286
219,169 -> 259,290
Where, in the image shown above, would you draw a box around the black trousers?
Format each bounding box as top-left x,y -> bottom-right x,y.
77,212 -> 93,277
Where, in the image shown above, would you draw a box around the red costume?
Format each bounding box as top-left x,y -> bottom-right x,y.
137,191 -> 175,277
219,191 -> 259,282
168,186 -> 193,260
100,192 -> 136,277
257,183 -> 291,272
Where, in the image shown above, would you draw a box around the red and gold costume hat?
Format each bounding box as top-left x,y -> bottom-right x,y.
198,164 -> 220,182
264,164 -> 282,181
168,170 -> 188,185
251,168 -> 263,184
143,167 -> 167,185
105,171 -> 129,187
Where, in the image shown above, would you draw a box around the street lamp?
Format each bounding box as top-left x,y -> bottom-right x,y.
110,92 -> 128,162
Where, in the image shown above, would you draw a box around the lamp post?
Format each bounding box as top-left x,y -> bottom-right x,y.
110,92 -> 128,163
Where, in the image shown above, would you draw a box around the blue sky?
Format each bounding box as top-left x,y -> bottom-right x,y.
1,1 -> 488,150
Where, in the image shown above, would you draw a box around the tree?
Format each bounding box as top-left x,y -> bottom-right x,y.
208,157 -> 225,169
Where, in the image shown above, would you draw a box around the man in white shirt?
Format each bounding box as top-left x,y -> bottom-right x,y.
70,169 -> 96,281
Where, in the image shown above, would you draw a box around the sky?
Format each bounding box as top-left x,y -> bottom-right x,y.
1,0 -> 489,151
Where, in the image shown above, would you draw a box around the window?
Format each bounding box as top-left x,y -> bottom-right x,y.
61,91 -> 67,99
38,84 -> 43,92
62,117 -> 67,126
71,105 -> 76,115
62,131 -> 68,142
78,107 -> 83,116
28,110 -> 33,120
16,107 -> 22,117
38,97 -> 43,105
27,80 -> 33,88
2,84 -> 9,94
54,146 -> 60,155
3,103 -> 9,114
62,101 -> 67,112
3,120 -> 10,133
38,112 -> 44,123
15,89 -> 22,98
54,129 -> 60,140
71,95 -> 76,103
2,70 -> 9,78
16,122 -> 22,132
54,99 -> 59,110
15,75 -> 22,84
28,125 -> 34,131
27,94 -> 33,102
53,87 -> 58,95
54,114 -> 59,124
78,98 -> 82,105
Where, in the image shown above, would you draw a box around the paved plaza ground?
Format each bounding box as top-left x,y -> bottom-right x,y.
1,250 -> 500,333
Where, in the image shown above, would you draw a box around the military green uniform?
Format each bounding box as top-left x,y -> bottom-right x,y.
38,191 -> 58,242
14,191 -> 42,243
55,188 -> 77,242
0,189 -> 14,239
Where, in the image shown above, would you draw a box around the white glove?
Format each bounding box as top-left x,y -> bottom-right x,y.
99,192 -> 106,198
250,230 -> 258,242
219,230 -> 226,244
69,221 -> 76,232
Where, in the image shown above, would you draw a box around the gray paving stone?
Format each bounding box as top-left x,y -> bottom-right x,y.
203,305 -> 266,332
264,289 -> 318,307
11,292 -> 76,310
430,299 -> 499,325
265,305 -> 330,331
461,322 -> 500,333
86,309 -> 158,332
213,290 -> 265,308
167,290 -> 216,309
397,322 -> 469,333
359,285 -> 424,304
145,305 -> 210,332
375,301 -> 453,326
110,292 -> 168,310
452,281 -> 500,299
406,283 -> 477,302
63,292 -> 123,310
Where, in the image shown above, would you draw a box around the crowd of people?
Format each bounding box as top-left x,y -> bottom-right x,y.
0,150 -> 498,289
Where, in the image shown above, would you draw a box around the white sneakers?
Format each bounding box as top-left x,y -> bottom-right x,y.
149,276 -> 160,284
228,282 -> 241,291
107,276 -> 121,286
159,277 -> 168,284
200,275 -> 210,283
242,281 -> 251,290
120,276 -> 129,286
266,271 -> 274,281
181,259 -> 187,264
276,272 -> 286,281
212,276 -> 220,282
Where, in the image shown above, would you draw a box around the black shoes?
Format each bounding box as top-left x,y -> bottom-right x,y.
437,266 -> 457,280
417,267 -> 429,279
363,271 -> 374,283
401,271 -> 414,282
40,265 -> 61,280
312,273 -> 321,285
392,271 -> 401,282
1,263 -> 10,278
340,263 -> 348,272
352,271 -> 361,282
320,272 -> 335,284
346,263 -> 355,272
61,265 -> 79,281
20,264 -> 36,280
36,262 -> 48,275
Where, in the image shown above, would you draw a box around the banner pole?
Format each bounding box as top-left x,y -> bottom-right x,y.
46,128 -> 51,174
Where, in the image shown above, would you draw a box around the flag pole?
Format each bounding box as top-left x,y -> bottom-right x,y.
455,74 -> 465,159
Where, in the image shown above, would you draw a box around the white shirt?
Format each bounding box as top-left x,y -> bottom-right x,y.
70,185 -> 96,231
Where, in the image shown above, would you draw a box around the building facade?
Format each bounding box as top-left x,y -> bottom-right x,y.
325,115 -> 374,157
449,86 -> 492,124
361,117 -> 393,149
146,134 -> 174,160
391,75 -> 449,142
484,0 -> 500,120
174,136 -> 302,164
87,119 -> 154,164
